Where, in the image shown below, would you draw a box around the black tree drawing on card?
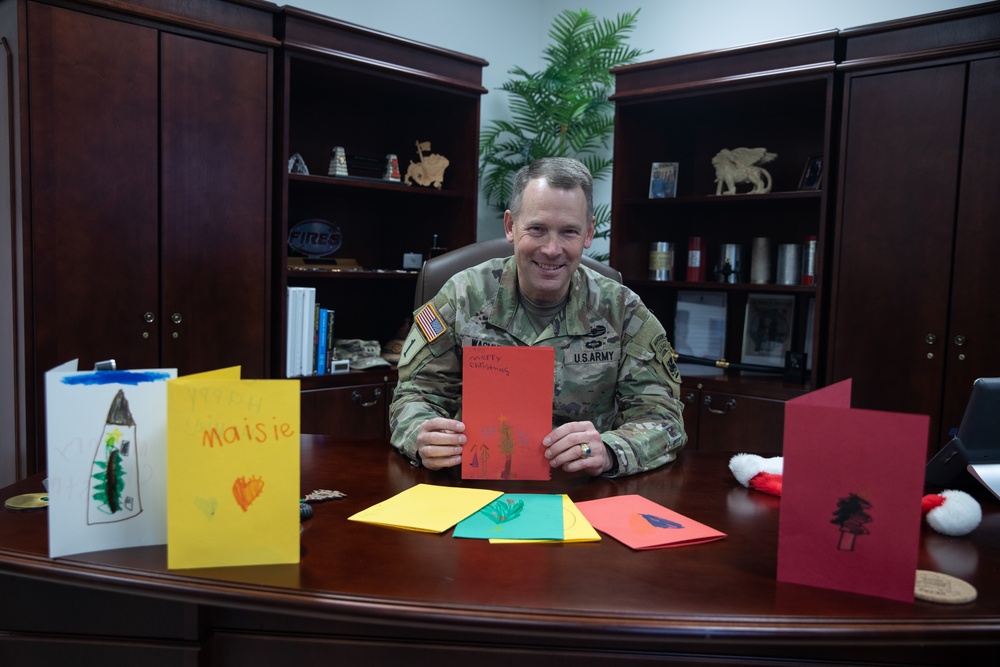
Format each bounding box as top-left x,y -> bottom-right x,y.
831,492 -> 872,551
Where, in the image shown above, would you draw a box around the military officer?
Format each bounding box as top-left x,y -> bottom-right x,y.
389,157 -> 686,477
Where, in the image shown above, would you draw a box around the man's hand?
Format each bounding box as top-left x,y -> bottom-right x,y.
415,417 -> 466,470
542,421 -> 613,476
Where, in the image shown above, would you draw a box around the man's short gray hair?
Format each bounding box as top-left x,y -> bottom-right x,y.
509,157 -> 594,220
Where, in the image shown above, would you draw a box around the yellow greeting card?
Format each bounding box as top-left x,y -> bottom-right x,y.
167,367 -> 300,569
348,483 -> 503,533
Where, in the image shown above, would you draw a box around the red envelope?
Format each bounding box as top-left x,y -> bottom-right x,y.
576,494 -> 726,549
462,346 -> 553,481
777,379 -> 928,603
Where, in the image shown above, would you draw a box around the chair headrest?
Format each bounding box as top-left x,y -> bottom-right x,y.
413,238 -> 621,309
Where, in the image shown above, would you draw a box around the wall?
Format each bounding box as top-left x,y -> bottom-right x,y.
284,0 -> 988,248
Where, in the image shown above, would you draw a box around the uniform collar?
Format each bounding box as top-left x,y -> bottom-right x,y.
488,256 -> 596,339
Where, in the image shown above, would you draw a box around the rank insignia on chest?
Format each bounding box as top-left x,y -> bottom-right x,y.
415,302 -> 446,342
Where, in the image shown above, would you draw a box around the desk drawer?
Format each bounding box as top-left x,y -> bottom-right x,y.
696,390 -> 785,454
301,383 -> 388,441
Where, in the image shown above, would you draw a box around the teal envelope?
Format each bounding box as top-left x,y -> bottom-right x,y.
453,493 -> 564,540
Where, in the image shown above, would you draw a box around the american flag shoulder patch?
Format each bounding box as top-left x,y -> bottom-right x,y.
415,303 -> 446,342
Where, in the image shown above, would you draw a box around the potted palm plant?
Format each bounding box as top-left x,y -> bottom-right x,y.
478,8 -> 649,261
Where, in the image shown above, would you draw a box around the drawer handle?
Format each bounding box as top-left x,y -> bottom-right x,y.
351,388 -> 382,408
704,396 -> 736,415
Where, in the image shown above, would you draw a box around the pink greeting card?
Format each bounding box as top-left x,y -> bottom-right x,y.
462,346 -> 553,481
777,379 -> 928,603
575,494 -> 726,549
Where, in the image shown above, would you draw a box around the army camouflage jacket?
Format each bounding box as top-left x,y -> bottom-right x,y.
389,256 -> 687,477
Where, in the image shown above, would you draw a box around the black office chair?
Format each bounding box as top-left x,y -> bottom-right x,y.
413,237 -> 622,309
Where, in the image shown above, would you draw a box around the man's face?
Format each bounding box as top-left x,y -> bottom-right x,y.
503,178 -> 595,306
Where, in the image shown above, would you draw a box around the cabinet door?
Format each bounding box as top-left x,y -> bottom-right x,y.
829,64 -> 966,448
28,3 -> 160,373
944,57 -> 1000,441
160,34 -> 270,377
696,390 -> 784,454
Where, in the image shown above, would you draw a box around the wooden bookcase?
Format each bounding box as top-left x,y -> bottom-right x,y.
609,32 -> 840,453
273,8 -> 486,437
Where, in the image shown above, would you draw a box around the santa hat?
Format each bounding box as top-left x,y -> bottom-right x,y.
729,453 -> 784,496
728,453 -> 981,536
921,489 -> 982,536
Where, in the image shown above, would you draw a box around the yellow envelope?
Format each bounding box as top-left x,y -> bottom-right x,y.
490,494 -> 602,544
167,367 -> 301,569
349,483 -> 502,533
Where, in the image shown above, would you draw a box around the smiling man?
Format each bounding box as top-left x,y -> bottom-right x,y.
389,157 -> 687,477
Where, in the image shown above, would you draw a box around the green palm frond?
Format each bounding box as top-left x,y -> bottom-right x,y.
479,9 -> 649,253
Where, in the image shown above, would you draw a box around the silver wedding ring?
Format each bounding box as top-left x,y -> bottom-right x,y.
580,442 -> 592,458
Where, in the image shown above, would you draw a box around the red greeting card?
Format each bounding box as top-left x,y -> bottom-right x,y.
576,494 -> 726,549
462,346 -> 553,481
777,379 -> 928,603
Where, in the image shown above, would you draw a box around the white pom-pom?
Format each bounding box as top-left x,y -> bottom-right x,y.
926,490 -> 982,536
729,453 -> 783,487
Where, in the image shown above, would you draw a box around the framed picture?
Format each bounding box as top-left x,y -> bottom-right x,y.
798,155 -> 823,190
649,162 -> 679,198
674,291 -> 726,362
741,294 -> 795,367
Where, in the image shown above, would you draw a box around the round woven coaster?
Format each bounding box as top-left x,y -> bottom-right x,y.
914,569 -> 977,604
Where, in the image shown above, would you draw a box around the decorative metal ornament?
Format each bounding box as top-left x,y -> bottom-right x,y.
404,140 -> 449,189
288,152 -> 309,175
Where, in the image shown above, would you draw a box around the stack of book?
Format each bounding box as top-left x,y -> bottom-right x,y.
285,286 -> 334,377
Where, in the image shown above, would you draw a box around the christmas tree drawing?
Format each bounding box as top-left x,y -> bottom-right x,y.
88,389 -> 142,524
497,414 -> 516,479
831,492 -> 872,551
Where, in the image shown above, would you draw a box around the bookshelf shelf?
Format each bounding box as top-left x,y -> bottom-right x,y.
609,32 -> 839,453
274,8 -> 485,437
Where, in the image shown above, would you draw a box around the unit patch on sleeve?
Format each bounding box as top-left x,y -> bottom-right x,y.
415,302 -> 447,342
651,332 -> 682,383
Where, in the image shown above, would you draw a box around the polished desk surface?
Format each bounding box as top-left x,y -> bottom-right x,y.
1,436 -> 998,662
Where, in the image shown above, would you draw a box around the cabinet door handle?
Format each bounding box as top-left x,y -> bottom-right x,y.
704,395 -> 736,415
351,388 -> 382,408
682,391 -> 697,405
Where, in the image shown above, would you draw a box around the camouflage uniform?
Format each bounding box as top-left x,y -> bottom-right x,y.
389,256 -> 687,477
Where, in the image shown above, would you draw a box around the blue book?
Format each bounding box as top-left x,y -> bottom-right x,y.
316,307 -> 329,375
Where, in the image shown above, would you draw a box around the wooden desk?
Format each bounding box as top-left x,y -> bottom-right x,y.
1,436 -> 998,665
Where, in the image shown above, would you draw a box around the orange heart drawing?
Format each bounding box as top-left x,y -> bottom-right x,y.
232,475 -> 265,512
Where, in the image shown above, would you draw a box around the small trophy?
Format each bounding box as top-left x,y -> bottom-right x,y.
327,146 -> 348,177
384,154 -> 401,182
